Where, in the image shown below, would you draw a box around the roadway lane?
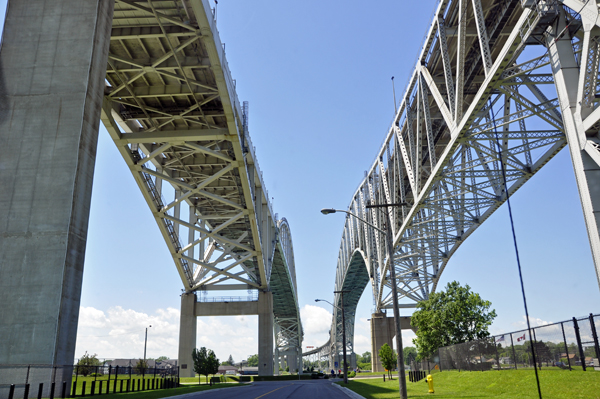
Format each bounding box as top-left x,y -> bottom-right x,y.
172,379 -> 355,399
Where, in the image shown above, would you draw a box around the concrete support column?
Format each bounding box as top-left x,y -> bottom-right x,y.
274,348 -> 280,375
178,293 -> 197,378
288,351 -> 298,373
370,313 -> 415,372
258,291 -> 274,376
370,313 -> 394,372
349,352 -> 357,370
0,0 -> 114,375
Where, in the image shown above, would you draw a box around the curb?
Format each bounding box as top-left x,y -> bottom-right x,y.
331,382 -> 367,399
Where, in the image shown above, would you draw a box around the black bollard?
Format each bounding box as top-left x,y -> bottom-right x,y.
81,381 -> 86,397
37,382 -> 43,399
24,383 -> 30,399
62,381 -> 67,399
8,384 -> 15,399
383,374 -> 385,382
90,381 -> 95,396
50,382 -> 55,399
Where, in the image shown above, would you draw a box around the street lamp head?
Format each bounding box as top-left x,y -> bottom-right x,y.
320,208 -> 336,215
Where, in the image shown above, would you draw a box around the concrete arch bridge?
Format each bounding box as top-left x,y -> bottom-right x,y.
313,0 -> 600,373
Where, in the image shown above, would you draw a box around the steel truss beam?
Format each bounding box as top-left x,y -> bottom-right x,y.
322,0 -> 600,365
101,0 -> 302,362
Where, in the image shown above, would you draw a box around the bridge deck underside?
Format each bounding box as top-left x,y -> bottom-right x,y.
101,0 -> 301,345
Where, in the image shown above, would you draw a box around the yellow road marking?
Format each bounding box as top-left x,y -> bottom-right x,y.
253,384 -> 293,399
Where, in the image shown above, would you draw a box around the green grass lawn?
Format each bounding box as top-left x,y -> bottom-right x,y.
338,369 -> 600,398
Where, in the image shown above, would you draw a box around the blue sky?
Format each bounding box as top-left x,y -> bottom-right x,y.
1,0 -> 599,363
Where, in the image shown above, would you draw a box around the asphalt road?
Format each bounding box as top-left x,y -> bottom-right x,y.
171,379 -> 357,399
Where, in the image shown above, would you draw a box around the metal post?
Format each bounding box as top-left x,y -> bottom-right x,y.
494,337 -> 500,370
590,313 -> 600,360
107,365 -> 111,393
383,212 -> 407,399
114,366 -> 119,392
532,328 -> 538,368
510,333 -> 517,370
561,322 -> 572,371
573,317 -> 586,371
334,290 -> 348,384
74,366 -> 79,396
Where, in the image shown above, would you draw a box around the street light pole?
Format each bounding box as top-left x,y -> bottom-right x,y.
333,290 -> 349,384
369,205 -> 407,399
315,297 -> 350,384
144,325 -> 152,363
321,207 -> 407,399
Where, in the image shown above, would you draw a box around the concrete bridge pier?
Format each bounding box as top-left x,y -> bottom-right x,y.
370,312 -> 415,372
274,348 -> 280,375
0,0 -> 114,397
177,291 -> 274,377
178,293 -> 197,378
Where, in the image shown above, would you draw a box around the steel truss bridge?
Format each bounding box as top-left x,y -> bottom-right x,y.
308,0 -> 600,369
100,0 -> 302,371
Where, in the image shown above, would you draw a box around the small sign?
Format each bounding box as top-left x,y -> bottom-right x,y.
181,364 -> 187,369
334,362 -> 338,368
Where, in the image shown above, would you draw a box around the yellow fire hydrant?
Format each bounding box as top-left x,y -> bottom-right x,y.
425,374 -> 434,394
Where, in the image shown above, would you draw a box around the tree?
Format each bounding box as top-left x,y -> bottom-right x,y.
411,281 -> 497,359
247,354 -> 259,367
222,354 -> 234,366
361,351 -> 371,363
378,343 -> 397,379
192,347 -> 220,384
156,356 -> 169,362
403,346 -> 417,366
135,359 -> 149,375
76,352 -> 102,376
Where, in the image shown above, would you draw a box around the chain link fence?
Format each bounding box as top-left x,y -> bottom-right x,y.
0,364 -> 180,399
414,313 -> 600,374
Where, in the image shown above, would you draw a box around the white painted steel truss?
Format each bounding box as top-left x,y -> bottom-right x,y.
99,0 -> 302,354
326,0 -> 600,364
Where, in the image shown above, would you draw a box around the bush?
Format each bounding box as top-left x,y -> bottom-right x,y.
348,371 -> 356,378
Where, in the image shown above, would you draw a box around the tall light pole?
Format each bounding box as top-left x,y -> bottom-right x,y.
144,325 -> 152,363
315,291 -> 350,384
321,207 -> 407,399
315,297 -> 350,384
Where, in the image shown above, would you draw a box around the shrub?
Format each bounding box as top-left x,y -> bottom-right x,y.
348,371 -> 356,378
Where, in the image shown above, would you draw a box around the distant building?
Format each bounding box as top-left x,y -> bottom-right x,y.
239,367 -> 258,375
103,359 -> 178,374
217,365 -> 238,375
